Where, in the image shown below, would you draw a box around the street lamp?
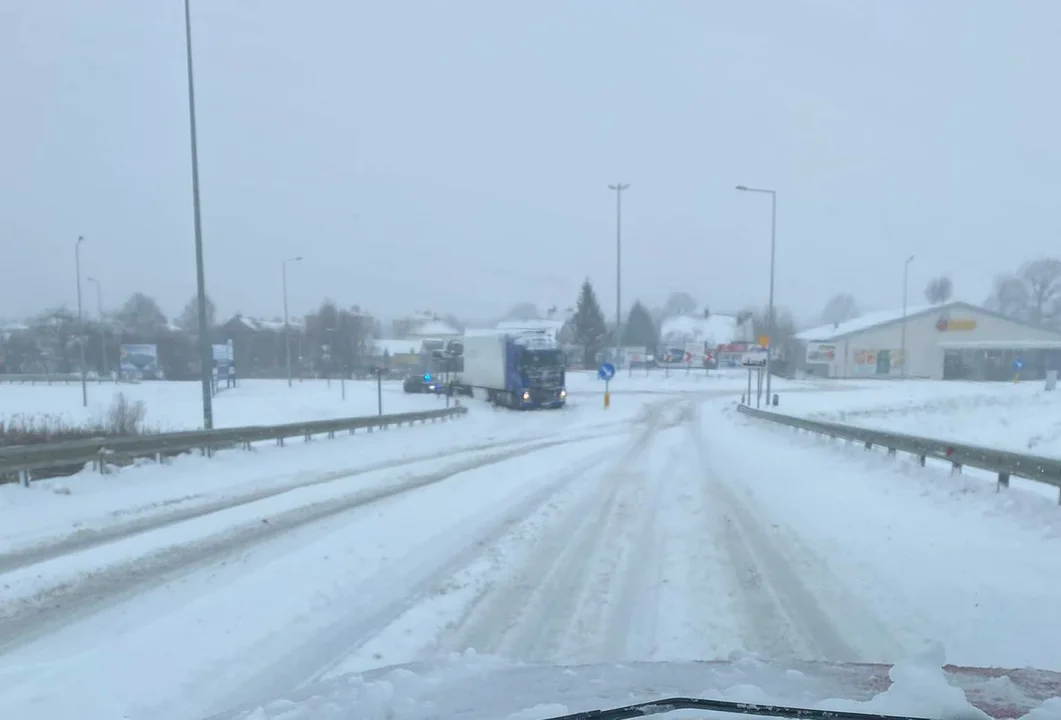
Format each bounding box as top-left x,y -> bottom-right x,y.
183,0 -> 213,430
87,276 -> 107,378
283,256 -> 303,387
75,236 -> 88,406
902,255 -> 915,378
608,183 -> 630,366
736,184 -> 777,402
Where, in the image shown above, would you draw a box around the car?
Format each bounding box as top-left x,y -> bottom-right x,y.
403,373 -> 443,394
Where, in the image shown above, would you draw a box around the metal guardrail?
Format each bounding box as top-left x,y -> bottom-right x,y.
737,404 -> 1061,502
1,406 -> 467,487
0,373 -> 121,384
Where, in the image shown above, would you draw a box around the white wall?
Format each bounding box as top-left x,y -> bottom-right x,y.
824,306 -> 1061,379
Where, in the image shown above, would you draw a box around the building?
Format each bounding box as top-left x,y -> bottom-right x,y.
659,313 -> 753,366
795,301 -> 1061,380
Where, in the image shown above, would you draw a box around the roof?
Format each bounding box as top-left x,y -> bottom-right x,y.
660,314 -> 744,346
371,339 -> 423,356
794,301 -> 1058,342
495,319 -> 563,339
224,315 -> 303,332
407,320 -> 460,337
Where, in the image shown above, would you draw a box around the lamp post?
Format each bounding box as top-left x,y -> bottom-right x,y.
902,255 -> 914,378
608,183 -> 630,367
183,0 -> 213,429
87,276 -> 107,378
736,184 -> 777,402
283,256 -> 303,387
75,236 -> 88,406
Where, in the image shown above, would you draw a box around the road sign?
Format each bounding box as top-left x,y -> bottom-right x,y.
741,351 -> 767,367
758,335 -> 770,348
598,362 -> 616,381
1014,358 -> 1024,370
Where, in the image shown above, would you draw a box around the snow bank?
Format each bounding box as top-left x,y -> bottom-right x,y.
206,651 -> 1057,720
772,379 -> 1061,459
715,404 -> 1061,670
0,378 -> 442,431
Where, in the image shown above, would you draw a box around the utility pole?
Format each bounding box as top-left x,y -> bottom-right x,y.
608,183 -> 629,367
902,255 -> 914,378
88,277 -> 107,378
736,185 -> 777,402
184,0 -> 213,429
75,236 -> 88,406
283,256 -> 303,387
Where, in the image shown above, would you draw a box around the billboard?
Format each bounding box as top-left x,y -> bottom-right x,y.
120,344 -> 159,379
212,341 -> 234,375
805,342 -> 838,364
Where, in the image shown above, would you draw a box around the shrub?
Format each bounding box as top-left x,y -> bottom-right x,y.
0,393 -> 153,447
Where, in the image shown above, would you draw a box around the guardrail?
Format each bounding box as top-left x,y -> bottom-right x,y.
0,373 -> 121,384
737,404 -> 1061,503
1,406 -> 467,487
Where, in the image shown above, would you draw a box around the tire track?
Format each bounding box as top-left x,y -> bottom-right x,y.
213,437 -> 627,712
0,427 -> 609,575
434,399 -> 678,663
0,432 -> 617,653
685,404 -> 876,662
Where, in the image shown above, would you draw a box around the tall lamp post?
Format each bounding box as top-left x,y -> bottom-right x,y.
902,255 -> 914,378
736,184 -> 777,402
183,0 -> 213,429
608,183 -> 630,366
75,236 -> 88,406
87,276 -> 107,378
283,256 -> 303,387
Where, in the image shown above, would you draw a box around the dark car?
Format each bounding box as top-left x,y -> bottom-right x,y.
403,373 -> 443,394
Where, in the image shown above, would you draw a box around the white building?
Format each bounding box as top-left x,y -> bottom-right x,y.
796,301 -> 1061,380
660,313 -> 750,348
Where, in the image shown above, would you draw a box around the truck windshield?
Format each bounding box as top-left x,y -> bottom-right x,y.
519,349 -> 564,369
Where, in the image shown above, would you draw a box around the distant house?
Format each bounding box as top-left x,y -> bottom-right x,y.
217,314 -> 305,377
393,312 -> 461,340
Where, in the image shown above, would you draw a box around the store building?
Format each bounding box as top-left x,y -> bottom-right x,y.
795,301 -> 1061,380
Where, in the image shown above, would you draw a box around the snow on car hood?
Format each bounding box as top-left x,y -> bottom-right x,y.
205,648 -> 1061,720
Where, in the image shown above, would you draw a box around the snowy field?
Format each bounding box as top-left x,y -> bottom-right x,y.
0,369 -> 832,432
774,378 -> 1061,458
1,375 -> 1060,718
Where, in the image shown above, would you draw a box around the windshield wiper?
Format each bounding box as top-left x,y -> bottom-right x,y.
539,697 -> 934,720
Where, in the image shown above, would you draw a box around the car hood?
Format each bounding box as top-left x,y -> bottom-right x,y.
205,651 -> 1061,720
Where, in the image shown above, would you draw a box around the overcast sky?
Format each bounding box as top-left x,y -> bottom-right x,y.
4,0 -> 1060,326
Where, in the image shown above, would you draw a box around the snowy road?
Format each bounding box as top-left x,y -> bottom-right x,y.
1,392 -> 1059,719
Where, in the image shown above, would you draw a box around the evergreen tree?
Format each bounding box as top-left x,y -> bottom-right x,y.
622,300 -> 658,349
572,278 -> 607,366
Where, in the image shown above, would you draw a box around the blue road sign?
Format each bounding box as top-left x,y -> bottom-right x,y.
598,362 -> 616,381
1014,358 -> 1024,370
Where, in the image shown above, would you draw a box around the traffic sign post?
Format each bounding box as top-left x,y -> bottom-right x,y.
599,362 -> 616,409
1014,357 -> 1023,383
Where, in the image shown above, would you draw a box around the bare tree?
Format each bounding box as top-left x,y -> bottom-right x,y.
663,291 -> 697,318
924,276 -> 953,305
985,274 -> 1030,318
1020,258 -> 1061,325
820,293 -> 859,326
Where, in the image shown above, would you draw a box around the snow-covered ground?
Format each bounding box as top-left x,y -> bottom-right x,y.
0,378 -> 444,431
0,370 -> 830,432
0,377 -> 1059,719
773,378 -> 1061,458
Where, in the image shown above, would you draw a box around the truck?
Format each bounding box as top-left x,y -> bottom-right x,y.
459,329 -> 567,409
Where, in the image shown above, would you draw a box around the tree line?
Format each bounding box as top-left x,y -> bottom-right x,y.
0,291 -> 378,380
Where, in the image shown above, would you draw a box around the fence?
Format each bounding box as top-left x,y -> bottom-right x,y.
1,406 -> 467,487
0,373 -> 124,385
736,404 -> 1061,502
